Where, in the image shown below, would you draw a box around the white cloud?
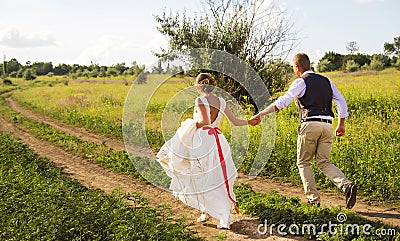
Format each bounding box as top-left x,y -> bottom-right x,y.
0,28 -> 56,48
73,35 -> 161,66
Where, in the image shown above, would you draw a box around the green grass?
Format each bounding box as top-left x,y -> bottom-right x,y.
235,183 -> 399,240
1,86 -> 400,240
264,69 -> 400,205
0,95 -> 171,188
12,75 -> 191,139
0,132 -> 202,241
7,69 -> 400,209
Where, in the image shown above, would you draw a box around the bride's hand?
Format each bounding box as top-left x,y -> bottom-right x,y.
248,114 -> 261,126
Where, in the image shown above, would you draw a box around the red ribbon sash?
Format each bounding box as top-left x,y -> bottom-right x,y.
202,126 -> 239,214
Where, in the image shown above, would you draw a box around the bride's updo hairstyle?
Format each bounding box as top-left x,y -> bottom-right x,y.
195,73 -> 216,93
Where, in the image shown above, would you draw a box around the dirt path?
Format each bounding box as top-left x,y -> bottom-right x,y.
5,97 -> 153,159
2,96 -> 400,236
241,175 -> 400,226
0,101 -> 305,241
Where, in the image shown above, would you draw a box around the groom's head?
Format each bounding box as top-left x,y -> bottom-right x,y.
293,53 -> 311,77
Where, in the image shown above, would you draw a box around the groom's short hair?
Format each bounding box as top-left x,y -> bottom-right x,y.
293,53 -> 311,71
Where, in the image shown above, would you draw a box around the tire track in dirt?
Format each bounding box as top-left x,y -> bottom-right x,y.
0,106 -> 305,241
5,96 -> 400,228
5,97 -> 154,159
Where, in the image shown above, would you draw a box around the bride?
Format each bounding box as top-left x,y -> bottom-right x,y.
157,73 -> 260,229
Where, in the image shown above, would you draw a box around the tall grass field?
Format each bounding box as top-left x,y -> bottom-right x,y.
8,68 -> 400,209
0,132 -> 201,240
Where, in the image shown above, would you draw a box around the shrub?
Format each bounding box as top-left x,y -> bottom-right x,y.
317,59 -> 334,72
3,79 -> 12,85
318,51 -> 344,72
343,53 -> 371,68
17,68 -> 24,78
23,69 -> 36,80
90,69 -> 99,78
82,69 -> 91,78
70,73 -> 78,80
361,63 -> 369,71
369,59 -> 385,71
98,70 -> 106,77
345,60 -> 360,72
136,71 -> 147,84
369,54 -> 388,71
106,67 -> 119,77
9,71 -> 17,78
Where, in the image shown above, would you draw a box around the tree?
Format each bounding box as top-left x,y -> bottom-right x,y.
113,62 -> 128,75
343,53 -> 371,68
23,69 -> 36,80
71,64 -> 81,73
6,58 -> 22,73
154,0 -> 297,104
1,54 -> 6,77
130,61 -> 145,76
317,51 -> 344,72
346,41 -> 359,54
32,62 -> 53,75
384,36 -> 400,57
53,63 -> 71,75
106,67 -> 119,77
151,60 -> 164,74
371,54 -> 391,68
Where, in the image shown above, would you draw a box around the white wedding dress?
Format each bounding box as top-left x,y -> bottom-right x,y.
157,96 -> 238,227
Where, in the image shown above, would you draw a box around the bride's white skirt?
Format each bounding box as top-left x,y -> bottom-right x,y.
157,119 -> 238,225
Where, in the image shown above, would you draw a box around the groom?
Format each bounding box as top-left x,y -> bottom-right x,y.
253,53 -> 357,209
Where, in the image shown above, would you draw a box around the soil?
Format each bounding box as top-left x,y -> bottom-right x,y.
1,96 -> 399,240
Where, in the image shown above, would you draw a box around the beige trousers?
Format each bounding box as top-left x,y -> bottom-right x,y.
297,121 -> 351,203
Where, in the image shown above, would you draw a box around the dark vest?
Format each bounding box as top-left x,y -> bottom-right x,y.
297,73 -> 334,120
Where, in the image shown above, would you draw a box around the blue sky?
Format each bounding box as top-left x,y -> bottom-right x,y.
0,0 -> 399,67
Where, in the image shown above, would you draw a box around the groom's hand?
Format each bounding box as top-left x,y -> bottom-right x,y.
248,114 -> 261,126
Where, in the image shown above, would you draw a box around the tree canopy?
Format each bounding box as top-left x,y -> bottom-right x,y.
154,0 -> 297,103
384,36 -> 400,57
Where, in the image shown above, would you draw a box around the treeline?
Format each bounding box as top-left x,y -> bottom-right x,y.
0,60 -> 145,80
317,36 -> 400,72
316,52 -> 396,72
2,36 -> 399,82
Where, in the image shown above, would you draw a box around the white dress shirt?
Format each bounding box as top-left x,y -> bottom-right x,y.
274,70 -> 349,119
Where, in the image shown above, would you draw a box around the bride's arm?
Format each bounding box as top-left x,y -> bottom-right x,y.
224,103 -> 252,126
195,98 -> 211,128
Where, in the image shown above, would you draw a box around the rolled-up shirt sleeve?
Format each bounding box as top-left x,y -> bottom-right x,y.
274,78 -> 305,110
330,81 -> 349,118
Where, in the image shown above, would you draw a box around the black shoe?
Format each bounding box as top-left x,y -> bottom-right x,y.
344,183 -> 357,209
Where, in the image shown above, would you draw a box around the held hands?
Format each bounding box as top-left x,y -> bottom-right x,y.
248,114 -> 262,126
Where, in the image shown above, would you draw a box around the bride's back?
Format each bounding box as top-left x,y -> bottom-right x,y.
204,95 -> 221,123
